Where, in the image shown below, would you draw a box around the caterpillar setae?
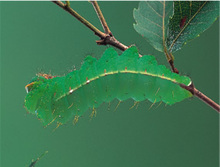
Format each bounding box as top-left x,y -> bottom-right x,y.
24,47 -> 192,126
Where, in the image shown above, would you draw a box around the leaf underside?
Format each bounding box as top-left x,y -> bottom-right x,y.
134,1 -> 219,54
24,47 -> 192,126
133,1 -> 173,52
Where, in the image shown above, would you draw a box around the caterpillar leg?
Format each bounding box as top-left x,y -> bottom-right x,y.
129,101 -> 139,110
52,122 -> 62,132
114,100 -> 122,112
73,115 -> 79,125
148,99 -> 157,110
90,107 -> 97,119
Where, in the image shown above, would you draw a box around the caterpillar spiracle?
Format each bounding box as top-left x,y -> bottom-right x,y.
24,47 -> 192,126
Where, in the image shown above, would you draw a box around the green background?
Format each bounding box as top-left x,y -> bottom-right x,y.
1,2 -> 219,167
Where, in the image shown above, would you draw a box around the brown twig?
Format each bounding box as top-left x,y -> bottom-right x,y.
194,88 -> 219,112
180,84 -> 220,112
169,59 -> 179,74
90,1 -> 111,35
52,1 -> 219,113
53,1 -> 106,39
52,1 -> 128,51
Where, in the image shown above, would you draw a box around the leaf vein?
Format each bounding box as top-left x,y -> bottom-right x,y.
138,12 -> 163,29
146,2 -> 163,18
138,25 -> 163,40
169,1 -> 208,51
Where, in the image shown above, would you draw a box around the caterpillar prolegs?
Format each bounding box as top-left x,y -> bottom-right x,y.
24,47 -> 192,126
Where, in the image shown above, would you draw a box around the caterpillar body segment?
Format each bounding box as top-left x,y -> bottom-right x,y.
24,47 -> 192,126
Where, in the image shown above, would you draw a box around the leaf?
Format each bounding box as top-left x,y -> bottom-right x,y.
167,1 -> 219,52
133,1 -> 173,52
24,47 -> 192,126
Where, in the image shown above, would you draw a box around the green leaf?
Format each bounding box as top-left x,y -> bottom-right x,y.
167,1 -> 219,52
133,1 -> 173,52
24,47 -> 192,126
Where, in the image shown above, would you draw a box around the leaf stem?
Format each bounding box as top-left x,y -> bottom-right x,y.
161,1 -> 178,73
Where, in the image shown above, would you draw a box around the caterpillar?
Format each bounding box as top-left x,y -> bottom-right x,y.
24,47 -> 192,127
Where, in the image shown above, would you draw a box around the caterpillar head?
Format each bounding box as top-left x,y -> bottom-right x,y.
25,76 -> 47,93
25,73 -> 56,93
24,73 -> 59,120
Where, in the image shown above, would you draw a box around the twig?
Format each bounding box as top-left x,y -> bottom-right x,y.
180,84 -> 220,112
194,88 -> 219,112
52,1 -> 106,39
52,1 -> 128,51
52,1 -> 219,113
90,1 -> 130,52
65,1 -> 70,8
169,59 -> 179,74
90,1 -> 111,35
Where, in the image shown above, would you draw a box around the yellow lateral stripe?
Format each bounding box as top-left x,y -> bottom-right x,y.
56,69 -> 181,101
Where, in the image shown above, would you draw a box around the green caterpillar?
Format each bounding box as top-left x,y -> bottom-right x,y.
24,47 -> 192,126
